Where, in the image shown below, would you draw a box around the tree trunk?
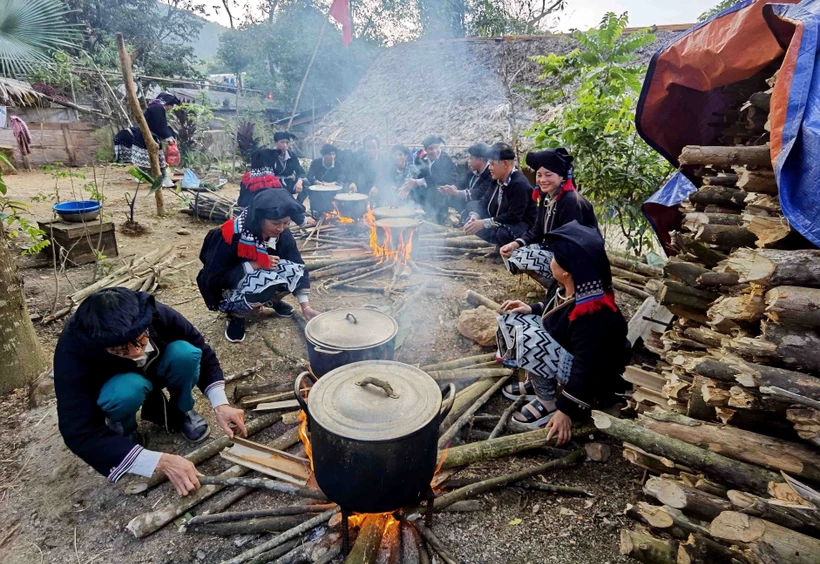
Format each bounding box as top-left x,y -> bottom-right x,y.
710,511 -> 820,564
695,224 -> 758,250
638,411 -> 820,483
345,514 -> 387,564
765,286 -> 820,327
660,281 -> 719,311
725,249 -> 820,288
736,167 -> 777,194
591,411 -> 782,495
746,216 -> 792,248
664,260 -> 710,286
730,323 -> 820,375
464,290 -> 502,313
644,477 -> 733,522
707,293 -> 765,324
688,186 -> 747,208
619,528 -> 677,564
0,235 -> 47,394
676,533 -> 750,564
116,33 -> 164,216
626,502 -> 711,539
727,490 -> 820,537
679,145 -> 772,167
702,173 -> 739,186
607,253 -> 664,277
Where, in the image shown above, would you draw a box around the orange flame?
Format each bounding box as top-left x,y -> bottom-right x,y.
430,445 -> 450,493
297,407 -> 314,472
363,207 -> 417,265
330,203 -> 355,224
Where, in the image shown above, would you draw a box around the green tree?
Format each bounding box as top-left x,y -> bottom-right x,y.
0,0 -> 77,77
529,12 -> 675,255
216,29 -> 254,87
698,0 -> 741,22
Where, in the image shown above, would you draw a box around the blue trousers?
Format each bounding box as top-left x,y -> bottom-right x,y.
97,340 -> 201,434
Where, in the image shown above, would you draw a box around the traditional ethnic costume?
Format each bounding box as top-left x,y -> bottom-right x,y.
270,131 -> 308,202
497,221 -> 631,426
506,149 -> 599,288
237,148 -> 284,208
197,190 -> 310,341
451,144 -> 494,223
410,136 -> 458,224
307,144 -> 344,186
113,92 -> 180,171
54,288 -> 227,482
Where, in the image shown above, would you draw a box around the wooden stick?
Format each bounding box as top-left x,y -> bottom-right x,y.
679,144 -> 771,167
116,33 -> 164,215
123,414 -> 283,494
464,290 -> 503,313
518,482 -> 592,497
440,424 -> 595,469
427,368 -> 512,382
221,508 -> 339,564
344,513 -> 387,564
613,278 -> 651,300
438,375 -> 511,448
181,503 -> 336,529
592,411 -> 782,495
710,511 -> 820,564
420,353 -> 496,372
434,449 -> 585,510
183,514 -> 312,536
198,476 -> 328,501
410,521 -> 459,564
325,264 -> 392,289
489,396 -> 525,439
643,477 -> 732,522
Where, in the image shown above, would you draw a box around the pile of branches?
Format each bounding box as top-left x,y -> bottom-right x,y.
607,67 -> 820,563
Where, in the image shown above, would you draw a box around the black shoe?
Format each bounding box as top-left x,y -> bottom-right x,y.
270,300 -> 294,318
225,315 -> 246,343
105,418 -> 144,446
181,409 -> 210,443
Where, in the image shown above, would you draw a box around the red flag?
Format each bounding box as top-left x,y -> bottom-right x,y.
330,0 -> 352,46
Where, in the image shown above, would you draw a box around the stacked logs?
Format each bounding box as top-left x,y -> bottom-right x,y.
602,70 -> 820,563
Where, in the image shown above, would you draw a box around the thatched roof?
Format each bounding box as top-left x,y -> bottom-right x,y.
0,77 -> 42,106
310,28 -> 686,157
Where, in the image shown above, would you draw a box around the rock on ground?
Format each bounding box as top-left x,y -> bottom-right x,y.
457,305 -> 499,347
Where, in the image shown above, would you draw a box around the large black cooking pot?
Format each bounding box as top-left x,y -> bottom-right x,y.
334,192 -> 369,219
294,361 -> 455,513
304,307 -> 398,378
308,183 -> 342,214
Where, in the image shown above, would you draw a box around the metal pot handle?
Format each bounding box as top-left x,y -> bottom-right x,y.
356,376 -> 399,398
438,384 -> 456,423
313,345 -> 342,355
345,313 -> 358,324
293,371 -> 312,414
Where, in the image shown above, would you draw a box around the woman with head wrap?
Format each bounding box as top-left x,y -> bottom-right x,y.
113,92 -> 182,187
499,148 -> 598,290
496,222 -> 631,441
237,148 -> 284,208
197,189 -> 320,343
270,131 -> 308,200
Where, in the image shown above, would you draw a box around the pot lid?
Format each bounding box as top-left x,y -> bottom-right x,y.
308,361 -> 442,441
375,218 -> 420,230
372,206 -> 420,219
309,184 -> 342,191
334,193 -> 369,201
305,307 -> 398,350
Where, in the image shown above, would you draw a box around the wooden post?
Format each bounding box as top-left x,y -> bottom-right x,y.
115,33 -> 165,216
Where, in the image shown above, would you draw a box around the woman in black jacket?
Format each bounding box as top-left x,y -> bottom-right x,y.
197,189 -> 320,343
113,92 -> 180,187
496,221 -> 631,443
500,149 -> 598,289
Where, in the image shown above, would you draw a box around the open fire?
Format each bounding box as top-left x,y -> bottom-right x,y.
363,208 -> 417,266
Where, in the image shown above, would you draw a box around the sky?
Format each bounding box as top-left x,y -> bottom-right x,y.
200,0 -> 724,33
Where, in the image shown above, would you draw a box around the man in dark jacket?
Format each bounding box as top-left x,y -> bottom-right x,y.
307,144 -> 343,186
438,142 -> 493,222
349,135 -> 383,196
403,135 -> 458,224
54,288 -> 247,496
271,131 -> 308,200
464,142 -> 536,245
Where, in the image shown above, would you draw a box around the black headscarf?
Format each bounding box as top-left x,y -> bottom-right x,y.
250,147 -> 278,169
422,135 -> 445,148
525,148 -> 573,179
274,131 -> 297,142
544,220 -> 617,320
247,188 -> 306,232
154,92 -> 181,106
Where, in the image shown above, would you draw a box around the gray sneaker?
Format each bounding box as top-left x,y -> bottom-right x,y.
181,409 -> 210,443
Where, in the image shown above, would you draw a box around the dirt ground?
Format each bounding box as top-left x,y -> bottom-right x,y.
0,165 -> 644,564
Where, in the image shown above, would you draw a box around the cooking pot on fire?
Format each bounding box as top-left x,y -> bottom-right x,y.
304,307 -> 398,378
294,361 -> 455,513
308,183 -> 342,215
372,206 -> 422,220
334,192 -> 369,220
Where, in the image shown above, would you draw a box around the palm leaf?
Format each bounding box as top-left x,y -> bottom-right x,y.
0,0 -> 77,78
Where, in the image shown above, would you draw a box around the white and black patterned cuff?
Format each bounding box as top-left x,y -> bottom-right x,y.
514,238 -> 526,247
205,381 -> 229,409
242,261 -> 255,275
108,445 -> 145,482
128,449 -> 163,478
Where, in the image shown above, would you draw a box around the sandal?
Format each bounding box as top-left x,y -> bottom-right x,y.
512,398 -> 556,428
503,379 -> 537,401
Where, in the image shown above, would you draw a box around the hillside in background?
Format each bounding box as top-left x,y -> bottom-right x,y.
190,16 -> 227,63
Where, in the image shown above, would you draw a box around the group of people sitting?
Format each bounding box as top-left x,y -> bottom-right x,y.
52,127 -> 631,500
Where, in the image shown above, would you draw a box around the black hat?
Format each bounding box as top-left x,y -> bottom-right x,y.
155,92 -> 181,106
320,144 -> 337,155
248,188 -> 305,229
467,143 -> 490,160
74,288 -> 157,348
274,131 -> 297,142
250,147 -> 278,169
488,142 -> 515,161
422,135 -> 445,148
525,148 -> 574,178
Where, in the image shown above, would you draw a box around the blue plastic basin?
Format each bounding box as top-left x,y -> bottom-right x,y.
53,200 -> 101,222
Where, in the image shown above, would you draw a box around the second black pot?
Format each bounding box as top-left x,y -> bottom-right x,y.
334,193 -> 369,219
308,184 -> 342,214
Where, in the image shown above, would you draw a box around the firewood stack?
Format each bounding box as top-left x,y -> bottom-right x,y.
596,68 -> 820,563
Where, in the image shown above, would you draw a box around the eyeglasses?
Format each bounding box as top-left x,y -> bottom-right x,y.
107,331 -> 150,357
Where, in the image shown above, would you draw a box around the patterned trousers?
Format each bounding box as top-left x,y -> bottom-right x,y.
219,260 -> 306,316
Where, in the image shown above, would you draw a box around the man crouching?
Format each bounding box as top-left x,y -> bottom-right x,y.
53,287 -> 247,496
